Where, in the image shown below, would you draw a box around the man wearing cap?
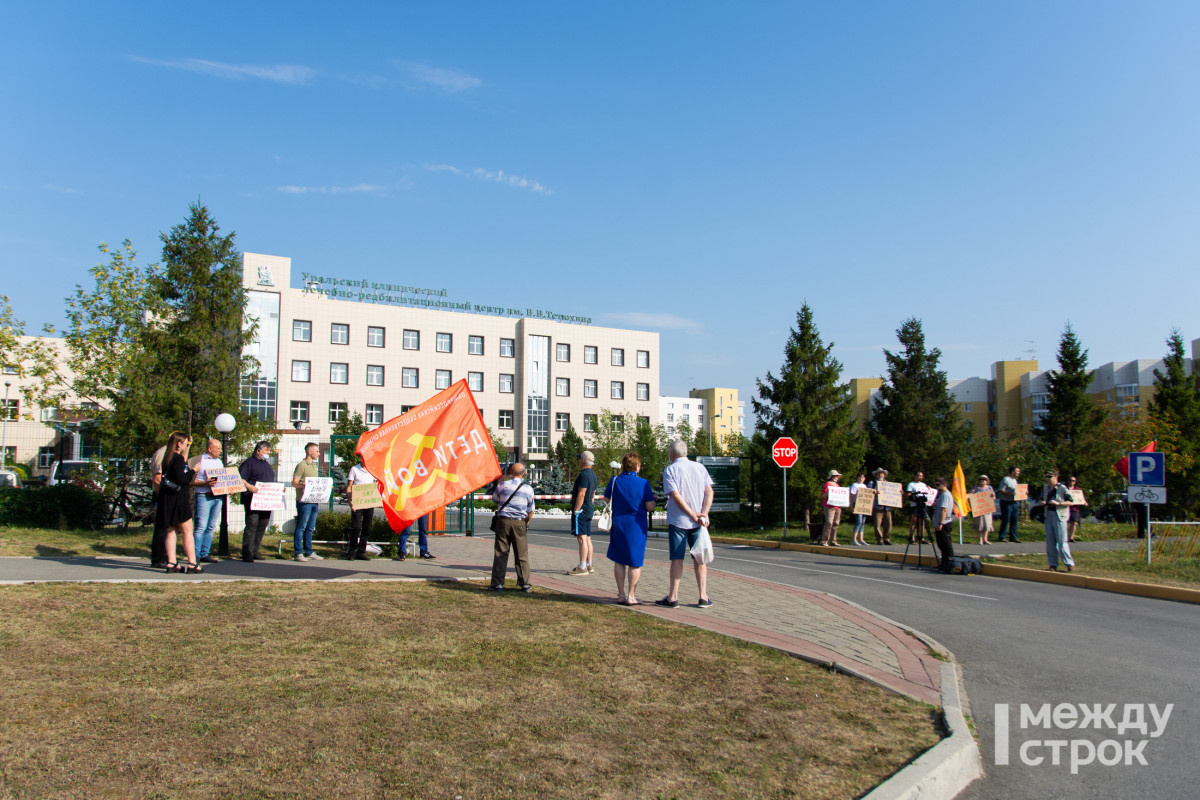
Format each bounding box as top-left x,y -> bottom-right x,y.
820,469 -> 843,546
567,451 -> 599,576
868,468 -> 894,545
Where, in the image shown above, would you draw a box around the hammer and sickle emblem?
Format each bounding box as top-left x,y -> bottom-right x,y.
383,432 -> 459,513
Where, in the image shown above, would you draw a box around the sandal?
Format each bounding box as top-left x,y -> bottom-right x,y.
615,595 -> 627,605
164,562 -> 179,573
183,562 -> 204,574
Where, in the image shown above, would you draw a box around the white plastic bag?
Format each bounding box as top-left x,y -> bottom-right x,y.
689,526 -> 714,565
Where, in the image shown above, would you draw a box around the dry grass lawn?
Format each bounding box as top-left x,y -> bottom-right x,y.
988,549 -> 1200,589
0,581 -> 940,799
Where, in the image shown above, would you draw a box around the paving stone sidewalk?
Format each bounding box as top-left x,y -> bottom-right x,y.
0,536 -> 945,705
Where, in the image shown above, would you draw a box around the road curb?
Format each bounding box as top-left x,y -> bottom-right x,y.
712,537 -> 1200,605
864,662 -> 982,800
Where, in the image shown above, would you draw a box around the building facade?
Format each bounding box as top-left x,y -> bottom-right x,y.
241,253 -> 660,476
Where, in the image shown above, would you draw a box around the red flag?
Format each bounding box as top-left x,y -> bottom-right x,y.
356,381 -> 501,531
1113,442 -> 1156,480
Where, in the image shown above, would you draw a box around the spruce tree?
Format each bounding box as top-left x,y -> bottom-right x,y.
753,303 -> 865,528
1152,330 -> 1200,514
1037,323 -> 1106,477
550,424 -> 586,482
867,317 -> 965,480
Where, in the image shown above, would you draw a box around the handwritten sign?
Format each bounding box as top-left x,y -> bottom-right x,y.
968,491 -> 996,517
250,482 -> 286,511
351,482 -> 383,510
1068,488 -> 1086,506
877,481 -> 904,508
826,486 -> 850,508
1014,483 -> 1029,502
300,477 -> 333,504
852,487 -> 876,515
923,488 -> 938,507
209,467 -> 244,497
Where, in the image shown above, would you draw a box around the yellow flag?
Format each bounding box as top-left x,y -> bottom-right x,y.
952,461 -> 970,518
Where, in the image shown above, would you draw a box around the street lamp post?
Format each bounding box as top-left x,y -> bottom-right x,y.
1,382 -> 11,468
214,412 -> 237,557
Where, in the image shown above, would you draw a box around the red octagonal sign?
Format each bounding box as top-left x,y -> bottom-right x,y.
772,437 -> 799,469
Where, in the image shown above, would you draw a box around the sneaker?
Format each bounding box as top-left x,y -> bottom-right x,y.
519,584 -> 534,593
419,552 -> 436,559
697,598 -> 714,609
199,555 -> 220,563
293,554 -> 307,562
567,565 -> 589,576
306,553 -> 324,561
654,597 -> 679,608
487,584 -> 503,592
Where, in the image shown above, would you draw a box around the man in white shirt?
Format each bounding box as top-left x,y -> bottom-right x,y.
344,458 -> 378,560
192,438 -> 225,563
906,471 -> 931,545
656,440 -> 715,609
490,463 -> 536,592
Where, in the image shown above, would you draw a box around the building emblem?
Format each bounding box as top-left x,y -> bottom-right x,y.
257,264 -> 275,286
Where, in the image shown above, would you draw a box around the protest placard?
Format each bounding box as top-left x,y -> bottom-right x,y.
877,481 -> 903,508
1068,488 -> 1086,505
351,482 -> 383,510
250,482 -> 286,511
969,491 -> 996,517
1014,483 -> 1029,501
826,486 -> 850,508
852,487 -> 876,515
209,467 -> 244,497
300,476 -> 333,504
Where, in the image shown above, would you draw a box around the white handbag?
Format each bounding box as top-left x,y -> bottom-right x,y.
595,502 -> 612,532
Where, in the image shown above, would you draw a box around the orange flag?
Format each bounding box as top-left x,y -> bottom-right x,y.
355,380 -> 501,532
952,460 -> 970,518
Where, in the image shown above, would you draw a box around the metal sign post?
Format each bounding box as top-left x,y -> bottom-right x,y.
782,467 -> 788,539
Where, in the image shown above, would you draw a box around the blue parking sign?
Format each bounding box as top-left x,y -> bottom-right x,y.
1128,452 -> 1165,486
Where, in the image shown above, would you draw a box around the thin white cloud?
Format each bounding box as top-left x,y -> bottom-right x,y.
129,56 -> 315,84
424,163 -> 552,195
45,184 -> 83,195
277,184 -> 385,195
399,62 -> 482,92
600,312 -> 703,333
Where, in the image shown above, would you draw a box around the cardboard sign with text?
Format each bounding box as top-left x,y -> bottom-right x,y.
1068,488 -> 1086,506
250,482 -> 286,512
300,477 -> 333,504
968,491 -> 996,517
826,486 -> 850,508
1014,483 -> 1029,501
852,487 -> 876,515
351,482 -> 384,510
209,467 -> 244,497
877,481 -> 904,508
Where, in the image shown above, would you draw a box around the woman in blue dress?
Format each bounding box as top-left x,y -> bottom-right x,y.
603,451 -> 656,605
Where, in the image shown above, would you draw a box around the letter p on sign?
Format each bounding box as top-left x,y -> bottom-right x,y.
1129,452 -> 1164,486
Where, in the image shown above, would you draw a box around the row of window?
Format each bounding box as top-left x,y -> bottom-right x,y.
289,401 -> 649,434
289,361 -> 650,399
290,321 -> 650,367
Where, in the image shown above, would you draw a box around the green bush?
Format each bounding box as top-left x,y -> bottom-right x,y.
0,486 -> 109,530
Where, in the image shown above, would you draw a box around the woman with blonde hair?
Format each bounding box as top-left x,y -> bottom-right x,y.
602,451 -> 656,605
157,431 -> 210,573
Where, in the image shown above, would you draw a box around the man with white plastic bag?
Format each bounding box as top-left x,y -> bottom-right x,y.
656,440 -> 715,609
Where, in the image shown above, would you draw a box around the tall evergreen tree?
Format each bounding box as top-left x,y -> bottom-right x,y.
1152,330 -> 1200,514
1037,322 -> 1106,477
867,317 -> 965,480
550,424 -> 586,482
753,303 -> 865,527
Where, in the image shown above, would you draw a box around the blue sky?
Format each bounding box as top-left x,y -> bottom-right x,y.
4,2 -> 1199,411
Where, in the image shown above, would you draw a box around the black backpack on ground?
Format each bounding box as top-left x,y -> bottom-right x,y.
940,555 -> 983,575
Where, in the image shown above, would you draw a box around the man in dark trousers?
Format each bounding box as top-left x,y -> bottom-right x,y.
489,462 -> 536,592
238,441 -> 274,562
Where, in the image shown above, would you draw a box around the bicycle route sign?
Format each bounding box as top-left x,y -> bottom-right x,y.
1127,485 -> 1167,504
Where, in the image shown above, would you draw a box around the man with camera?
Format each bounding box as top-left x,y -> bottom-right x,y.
906,471 -> 931,545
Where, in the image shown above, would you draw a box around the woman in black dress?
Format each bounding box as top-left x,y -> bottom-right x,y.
158,431 -> 203,573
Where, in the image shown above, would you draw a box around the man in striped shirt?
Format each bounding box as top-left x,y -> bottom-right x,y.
490,462 -> 536,592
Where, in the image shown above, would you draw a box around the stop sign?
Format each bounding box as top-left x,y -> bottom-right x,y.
772,437 -> 798,468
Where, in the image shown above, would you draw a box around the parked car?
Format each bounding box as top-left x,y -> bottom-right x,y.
47,459 -> 106,487
0,470 -> 23,489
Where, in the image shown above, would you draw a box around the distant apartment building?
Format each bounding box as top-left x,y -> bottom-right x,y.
850,343 -> 1199,439
657,387 -> 745,446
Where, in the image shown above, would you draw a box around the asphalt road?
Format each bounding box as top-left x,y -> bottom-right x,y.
519,517 -> 1198,800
